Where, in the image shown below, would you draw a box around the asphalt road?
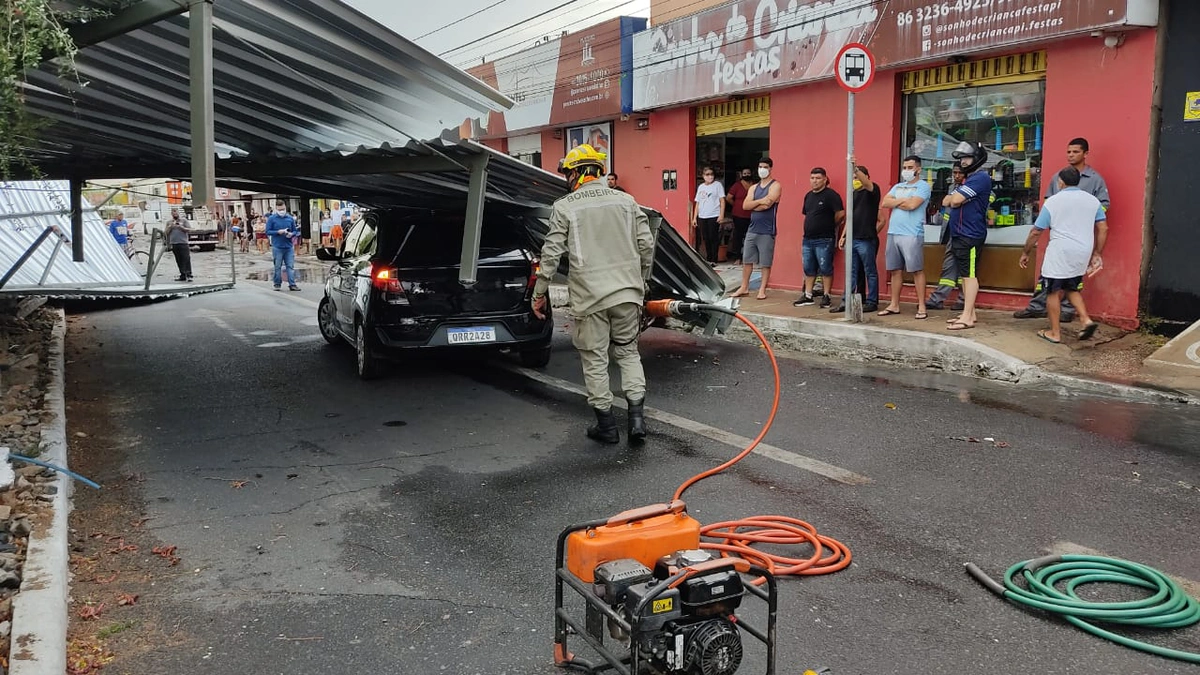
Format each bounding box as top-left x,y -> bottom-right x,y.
64,279 -> 1200,675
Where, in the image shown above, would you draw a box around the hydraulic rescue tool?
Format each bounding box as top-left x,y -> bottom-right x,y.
554,300 -> 850,675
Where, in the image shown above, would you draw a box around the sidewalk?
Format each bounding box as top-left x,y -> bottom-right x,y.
549,263 -> 1200,404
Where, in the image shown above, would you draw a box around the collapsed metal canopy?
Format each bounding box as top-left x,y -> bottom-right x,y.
20,0 -> 512,175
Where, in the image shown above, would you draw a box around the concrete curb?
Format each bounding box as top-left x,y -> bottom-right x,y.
547,285 -> 1199,406
10,308 -> 71,675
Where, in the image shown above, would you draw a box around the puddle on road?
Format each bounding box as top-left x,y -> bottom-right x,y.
245,269 -> 321,283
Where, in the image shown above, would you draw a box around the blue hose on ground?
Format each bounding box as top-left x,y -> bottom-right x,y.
8,453 -> 102,490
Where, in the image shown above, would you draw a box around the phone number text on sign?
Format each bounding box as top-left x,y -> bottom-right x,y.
896,0 -> 1022,26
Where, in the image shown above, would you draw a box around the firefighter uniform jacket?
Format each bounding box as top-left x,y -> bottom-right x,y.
533,179 -> 654,317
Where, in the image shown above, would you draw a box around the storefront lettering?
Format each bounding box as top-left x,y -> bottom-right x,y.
644,0 -> 878,94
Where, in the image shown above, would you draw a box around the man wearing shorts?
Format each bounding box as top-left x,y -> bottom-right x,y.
1019,166 -> 1107,343
732,158 -> 781,300
795,168 -> 844,308
943,141 -> 991,330
879,155 -> 932,318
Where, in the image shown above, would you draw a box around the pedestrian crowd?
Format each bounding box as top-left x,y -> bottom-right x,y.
718,136 -> 1109,342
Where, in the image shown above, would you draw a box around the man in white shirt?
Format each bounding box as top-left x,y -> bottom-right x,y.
1019,167 -> 1108,344
692,167 -> 726,265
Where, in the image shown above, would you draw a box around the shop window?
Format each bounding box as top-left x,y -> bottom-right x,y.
513,152 -> 541,168
901,79 -> 1045,291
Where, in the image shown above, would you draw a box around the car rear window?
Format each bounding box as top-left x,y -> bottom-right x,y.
387,215 -> 526,266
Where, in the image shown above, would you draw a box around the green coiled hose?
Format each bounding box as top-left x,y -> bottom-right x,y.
966,554 -> 1200,664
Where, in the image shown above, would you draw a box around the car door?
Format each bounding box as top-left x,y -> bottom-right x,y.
331,219 -> 366,329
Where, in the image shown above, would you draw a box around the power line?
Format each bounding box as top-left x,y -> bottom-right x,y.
451,0 -> 657,69
414,0 -> 511,41
438,0 -> 585,57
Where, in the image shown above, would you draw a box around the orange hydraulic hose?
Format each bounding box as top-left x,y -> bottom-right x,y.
672,312 -> 852,581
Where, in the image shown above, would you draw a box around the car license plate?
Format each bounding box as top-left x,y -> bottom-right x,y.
447,326 -> 496,344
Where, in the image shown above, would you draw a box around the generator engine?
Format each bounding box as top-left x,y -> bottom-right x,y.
591,550 -> 747,675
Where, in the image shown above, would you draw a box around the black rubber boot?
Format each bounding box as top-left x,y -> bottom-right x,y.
586,408 -> 620,445
627,398 -> 647,444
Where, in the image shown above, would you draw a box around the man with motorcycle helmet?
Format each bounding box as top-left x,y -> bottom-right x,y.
942,140 -> 991,330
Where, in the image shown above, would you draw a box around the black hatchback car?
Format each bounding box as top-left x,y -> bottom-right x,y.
315,209 -> 552,379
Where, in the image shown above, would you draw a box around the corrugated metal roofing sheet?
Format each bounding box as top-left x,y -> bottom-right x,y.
0,181 -> 141,288
20,0 -> 511,172
213,135 -> 566,210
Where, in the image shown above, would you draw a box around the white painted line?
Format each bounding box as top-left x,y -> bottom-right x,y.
205,315 -> 252,346
1049,541 -> 1200,599
501,364 -> 871,485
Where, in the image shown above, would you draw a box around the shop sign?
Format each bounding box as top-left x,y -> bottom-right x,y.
468,17 -> 647,136
633,0 -> 1153,109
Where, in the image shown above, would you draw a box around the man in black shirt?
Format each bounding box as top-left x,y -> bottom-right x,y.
796,167 -> 845,307
832,163 -> 881,313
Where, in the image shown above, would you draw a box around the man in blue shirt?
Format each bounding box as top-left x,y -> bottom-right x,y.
108,214 -> 131,255
943,141 -> 991,330
879,155 -> 932,319
266,200 -> 300,291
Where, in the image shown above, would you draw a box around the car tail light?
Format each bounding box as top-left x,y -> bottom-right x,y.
371,262 -> 403,294
527,258 -> 540,290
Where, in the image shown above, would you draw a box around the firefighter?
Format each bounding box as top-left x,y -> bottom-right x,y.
531,144 -> 655,445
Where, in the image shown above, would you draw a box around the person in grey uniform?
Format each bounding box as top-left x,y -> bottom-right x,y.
532,144 -> 655,445
164,208 -> 193,282
1015,138 -> 1110,321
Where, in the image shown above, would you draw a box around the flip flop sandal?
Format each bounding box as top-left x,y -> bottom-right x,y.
877,308 -> 901,316
1078,322 -> 1099,340
730,291 -> 750,298
914,312 -> 928,320
1037,329 -> 1061,344
947,321 -> 976,331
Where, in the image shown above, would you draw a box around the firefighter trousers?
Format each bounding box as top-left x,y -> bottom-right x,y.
573,302 -> 645,411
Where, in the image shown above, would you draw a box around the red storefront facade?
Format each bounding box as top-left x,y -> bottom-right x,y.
464,17 -> 649,184
628,0 -> 1162,329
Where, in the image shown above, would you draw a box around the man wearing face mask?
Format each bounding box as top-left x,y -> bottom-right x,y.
725,168 -> 754,265
834,161 -> 882,313
733,158 -> 782,300
532,144 -> 654,446
692,167 -> 726,265
266,199 -> 300,291
879,155 -> 931,319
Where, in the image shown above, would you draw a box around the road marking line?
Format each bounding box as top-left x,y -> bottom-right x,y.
1049,541 -> 1200,598
500,364 -> 872,485
205,316 -> 251,346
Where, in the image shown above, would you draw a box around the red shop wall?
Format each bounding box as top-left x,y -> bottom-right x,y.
766,77 -> 901,291
631,107 -> 694,242
612,117 -> 658,212
1041,33 -> 1157,330
539,130 -> 561,173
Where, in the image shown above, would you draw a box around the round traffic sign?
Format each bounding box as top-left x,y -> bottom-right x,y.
835,42 -> 875,93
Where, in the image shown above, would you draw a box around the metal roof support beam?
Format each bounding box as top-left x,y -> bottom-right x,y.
190,0 -> 216,210
70,177 -> 84,262
58,0 -> 191,54
459,154 -> 490,285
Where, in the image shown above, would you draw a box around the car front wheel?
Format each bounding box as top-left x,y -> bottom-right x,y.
317,296 -> 340,345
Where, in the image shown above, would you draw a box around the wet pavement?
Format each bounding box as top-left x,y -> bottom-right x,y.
62,282 -> 1200,674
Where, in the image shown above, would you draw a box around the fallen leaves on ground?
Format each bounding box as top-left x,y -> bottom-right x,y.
884,402 -> 897,410
105,538 -> 137,554
116,593 -> 138,606
78,603 -> 105,620
230,480 -> 249,489
67,639 -> 116,675
92,571 -> 119,584
151,544 -> 180,566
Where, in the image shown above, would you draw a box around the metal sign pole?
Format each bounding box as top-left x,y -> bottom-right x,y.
845,91 -> 858,322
